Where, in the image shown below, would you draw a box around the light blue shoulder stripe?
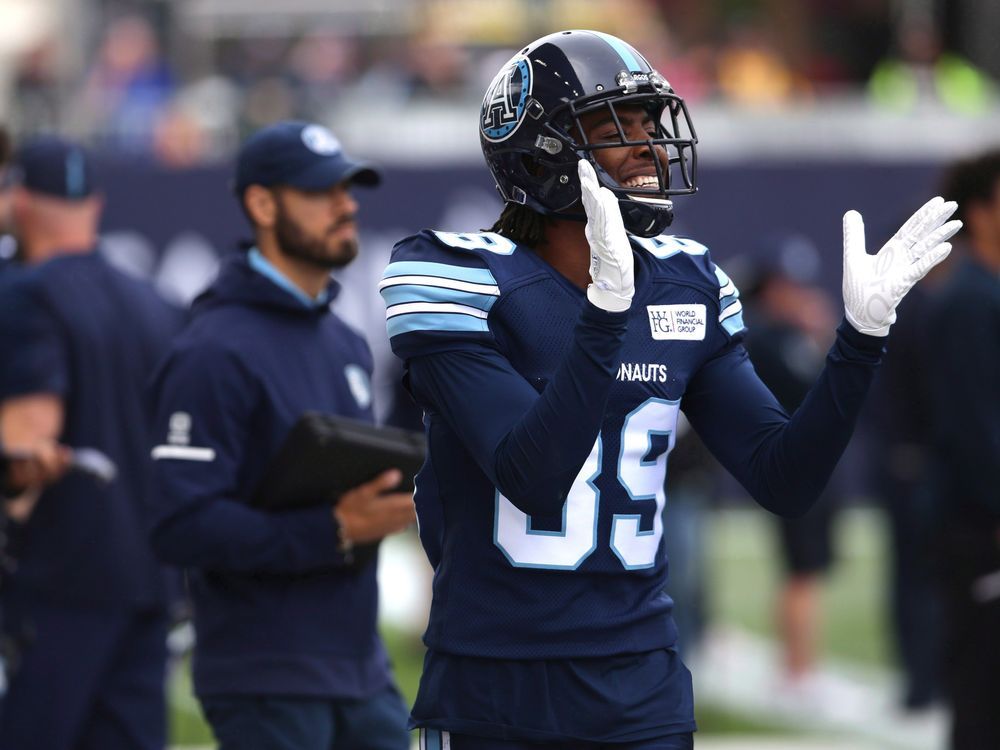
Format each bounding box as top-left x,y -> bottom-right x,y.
720,291 -> 741,310
722,311 -> 746,336
590,31 -> 643,71
381,283 -> 498,312
383,260 -> 496,285
387,312 -> 489,338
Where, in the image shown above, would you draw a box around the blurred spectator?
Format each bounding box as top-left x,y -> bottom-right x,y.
868,18 -> 994,115
930,149 -> 1000,749
629,22 -> 718,104
8,37 -> 61,136
798,0 -> 892,89
0,125 -> 14,265
287,30 -> 360,123
241,76 -> 297,136
152,105 -> 211,168
402,32 -> 471,102
71,14 -> 176,154
716,19 -> 812,106
161,76 -> 243,163
742,244 -> 841,691
866,280 -> 945,711
0,136 -> 182,750
662,418 -> 719,657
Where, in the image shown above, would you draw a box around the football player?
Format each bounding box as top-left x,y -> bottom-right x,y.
382,30 -> 959,749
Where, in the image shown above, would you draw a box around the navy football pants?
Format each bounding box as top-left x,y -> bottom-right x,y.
420,729 -> 694,750
0,593 -> 168,750
201,683 -> 410,750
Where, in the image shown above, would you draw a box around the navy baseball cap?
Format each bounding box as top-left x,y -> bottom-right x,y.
234,121 -> 380,196
11,136 -> 97,200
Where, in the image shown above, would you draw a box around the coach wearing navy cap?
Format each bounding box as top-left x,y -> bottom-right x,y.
148,121 -> 414,750
234,120 -> 380,196
0,136 -> 182,749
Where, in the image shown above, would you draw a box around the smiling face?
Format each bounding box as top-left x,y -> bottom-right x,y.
576,103 -> 671,193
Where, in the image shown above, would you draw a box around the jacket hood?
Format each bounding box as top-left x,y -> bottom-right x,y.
192,251 -> 340,316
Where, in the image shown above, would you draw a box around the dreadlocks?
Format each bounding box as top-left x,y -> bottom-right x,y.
489,202 -> 550,248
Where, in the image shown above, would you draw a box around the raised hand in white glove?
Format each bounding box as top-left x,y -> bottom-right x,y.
842,196 -> 961,337
580,159 -> 634,313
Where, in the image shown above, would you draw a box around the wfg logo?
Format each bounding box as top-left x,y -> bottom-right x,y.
481,56 -> 533,142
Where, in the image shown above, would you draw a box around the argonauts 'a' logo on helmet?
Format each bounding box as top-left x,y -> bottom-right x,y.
481,55 -> 533,142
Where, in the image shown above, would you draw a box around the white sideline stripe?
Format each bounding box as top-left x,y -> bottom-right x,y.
385,302 -> 489,319
378,275 -> 499,295
719,280 -> 737,298
151,445 -> 216,461
719,300 -> 743,321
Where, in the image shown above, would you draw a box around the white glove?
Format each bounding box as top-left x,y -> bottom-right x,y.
579,159 -> 634,313
842,196 -> 961,336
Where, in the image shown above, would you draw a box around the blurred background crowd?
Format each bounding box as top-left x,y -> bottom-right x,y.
1,0 -> 999,165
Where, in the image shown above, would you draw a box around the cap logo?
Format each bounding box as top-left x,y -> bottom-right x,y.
481,55 -> 533,143
301,125 -> 341,156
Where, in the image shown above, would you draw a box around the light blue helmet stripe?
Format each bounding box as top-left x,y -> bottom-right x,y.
387,311 -> 489,338
381,283 -> 498,312
383,260 -> 496,286
590,31 -> 643,72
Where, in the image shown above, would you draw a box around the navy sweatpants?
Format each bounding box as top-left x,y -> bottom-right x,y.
0,591 -> 168,750
201,684 -> 410,750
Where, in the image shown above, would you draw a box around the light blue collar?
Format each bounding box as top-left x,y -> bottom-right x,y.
247,247 -> 330,308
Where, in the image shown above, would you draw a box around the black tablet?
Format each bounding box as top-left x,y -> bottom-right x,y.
251,413 -> 425,512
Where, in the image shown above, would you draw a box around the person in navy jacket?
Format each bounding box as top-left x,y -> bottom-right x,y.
147,121 -> 415,750
0,137 -> 182,750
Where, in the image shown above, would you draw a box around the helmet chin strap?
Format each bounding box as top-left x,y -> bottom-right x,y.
618,197 -> 673,238
524,159 -> 674,237
586,157 -> 674,238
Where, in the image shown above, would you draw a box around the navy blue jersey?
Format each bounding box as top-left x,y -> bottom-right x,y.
0,252 -> 181,606
382,230 -> 884,741
148,251 -> 392,700
385,230 -> 745,659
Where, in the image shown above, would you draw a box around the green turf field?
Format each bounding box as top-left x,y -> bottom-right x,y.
167,506 -> 890,746
709,506 -> 891,668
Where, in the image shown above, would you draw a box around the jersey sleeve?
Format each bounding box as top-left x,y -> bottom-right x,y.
147,341 -> 350,573
0,273 -> 69,400
631,235 -> 883,517
380,231 -> 504,360
712,260 -> 747,339
384,231 -> 630,517
408,304 -> 628,517
683,319 -> 884,517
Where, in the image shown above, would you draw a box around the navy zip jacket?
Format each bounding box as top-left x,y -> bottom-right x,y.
147,250 -> 390,699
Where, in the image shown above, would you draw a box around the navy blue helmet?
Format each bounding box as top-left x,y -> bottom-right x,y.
480,30 -> 698,238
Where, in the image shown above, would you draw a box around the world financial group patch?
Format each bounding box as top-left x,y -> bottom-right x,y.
646,304 -> 706,340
